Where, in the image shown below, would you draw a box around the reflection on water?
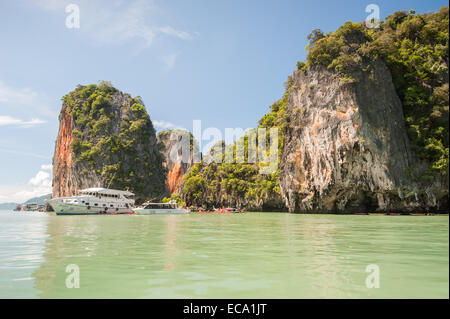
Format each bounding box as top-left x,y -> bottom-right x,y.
0,210 -> 448,298
0,211 -> 49,298
163,215 -> 180,271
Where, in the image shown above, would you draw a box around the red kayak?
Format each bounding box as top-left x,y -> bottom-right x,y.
214,207 -> 233,214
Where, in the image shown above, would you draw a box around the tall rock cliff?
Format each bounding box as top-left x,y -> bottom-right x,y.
279,61 -> 420,213
157,129 -> 195,194
52,82 -> 167,202
278,7 -> 449,212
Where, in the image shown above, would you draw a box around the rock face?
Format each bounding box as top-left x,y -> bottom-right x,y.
52,82 -> 167,202
279,60 -> 446,213
157,129 -> 195,194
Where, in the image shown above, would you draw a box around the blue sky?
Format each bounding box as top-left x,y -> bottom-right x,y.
0,0 -> 447,203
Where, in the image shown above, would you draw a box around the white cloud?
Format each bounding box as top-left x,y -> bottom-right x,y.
0,81 -> 38,104
158,26 -> 193,40
0,147 -> 50,159
0,81 -> 56,119
153,120 -> 184,130
41,164 -> 52,170
4,188 -> 51,204
0,115 -> 46,128
90,0 -> 156,47
28,171 -> 51,187
31,0 -> 196,49
0,186 -> 28,203
0,169 -> 52,203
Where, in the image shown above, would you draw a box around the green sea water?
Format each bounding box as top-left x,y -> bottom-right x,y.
0,210 -> 448,298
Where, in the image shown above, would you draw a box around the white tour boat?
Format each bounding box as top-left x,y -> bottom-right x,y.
133,200 -> 190,215
47,188 -> 135,215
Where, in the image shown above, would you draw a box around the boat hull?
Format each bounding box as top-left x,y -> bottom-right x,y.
49,201 -> 133,215
133,208 -> 190,215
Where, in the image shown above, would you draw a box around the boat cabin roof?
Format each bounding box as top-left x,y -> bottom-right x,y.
79,188 -> 135,196
141,202 -> 178,208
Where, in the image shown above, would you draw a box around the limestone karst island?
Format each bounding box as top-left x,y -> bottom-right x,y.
52,8 -> 448,214
0,2 -> 448,301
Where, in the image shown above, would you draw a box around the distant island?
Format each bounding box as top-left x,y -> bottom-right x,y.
50,7 -> 448,213
0,194 -> 51,211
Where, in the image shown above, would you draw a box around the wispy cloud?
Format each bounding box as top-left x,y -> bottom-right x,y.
31,0 -> 65,11
158,26 -> 194,40
162,53 -> 178,71
0,81 -> 56,119
41,164 -> 52,170
0,81 -> 38,104
31,0 -> 196,49
0,147 -> 51,159
153,120 -> 184,130
0,115 -> 46,128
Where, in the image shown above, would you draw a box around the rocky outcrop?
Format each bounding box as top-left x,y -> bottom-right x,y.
52,82 -> 167,202
279,61 -> 447,213
157,129 -> 195,194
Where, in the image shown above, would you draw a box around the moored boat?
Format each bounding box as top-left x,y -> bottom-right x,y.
47,188 -> 135,215
133,200 -> 190,215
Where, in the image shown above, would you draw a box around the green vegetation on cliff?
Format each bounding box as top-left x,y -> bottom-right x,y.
62,81 -> 166,201
180,86 -> 290,210
182,160 -> 282,210
301,6 -> 449,176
